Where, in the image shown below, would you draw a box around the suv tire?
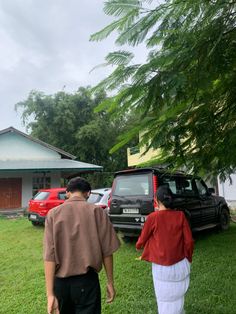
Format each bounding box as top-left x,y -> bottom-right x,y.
219,208 -> 230,231
122,236 -> 133,243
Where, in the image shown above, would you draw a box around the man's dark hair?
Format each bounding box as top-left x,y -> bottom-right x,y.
66,177 -> 91,193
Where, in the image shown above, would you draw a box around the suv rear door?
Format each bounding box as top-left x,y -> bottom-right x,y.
194,178 -> 218,225
110,171 -> 154,226
178,177 -> 202,228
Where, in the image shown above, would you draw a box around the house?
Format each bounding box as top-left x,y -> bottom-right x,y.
218,175 -> 236,208
0,127 -> 102,209
127,132 -> 160,167
127,134 -> 236,207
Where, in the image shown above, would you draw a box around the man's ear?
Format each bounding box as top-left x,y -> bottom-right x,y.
85,191 -> 91,200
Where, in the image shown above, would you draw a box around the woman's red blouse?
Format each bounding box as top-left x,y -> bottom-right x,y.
136,210 -> 194,265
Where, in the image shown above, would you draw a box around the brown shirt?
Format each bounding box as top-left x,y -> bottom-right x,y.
43,196 -> 120,278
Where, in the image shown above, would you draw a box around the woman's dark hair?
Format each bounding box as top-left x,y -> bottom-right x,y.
156,185 -> 174,209
66,177 -> 91,193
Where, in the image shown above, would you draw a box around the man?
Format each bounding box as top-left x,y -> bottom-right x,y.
43,177 -> 120,314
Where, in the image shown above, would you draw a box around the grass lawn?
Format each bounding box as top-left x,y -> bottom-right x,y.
1,218 -> 236,314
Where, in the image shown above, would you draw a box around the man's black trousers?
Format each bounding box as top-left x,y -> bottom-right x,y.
54,269 -> 101,314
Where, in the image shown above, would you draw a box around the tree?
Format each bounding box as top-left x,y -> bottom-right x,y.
15,87 -> 133,184
91,0 -> 236,179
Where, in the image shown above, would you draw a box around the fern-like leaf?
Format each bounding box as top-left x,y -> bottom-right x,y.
104,0 -> 141,17
105,51 -> 134,65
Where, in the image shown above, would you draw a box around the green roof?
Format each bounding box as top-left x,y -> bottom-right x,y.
0,160 -> 103,172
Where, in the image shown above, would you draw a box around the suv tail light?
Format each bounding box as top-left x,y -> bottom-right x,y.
153,175 -> 159,210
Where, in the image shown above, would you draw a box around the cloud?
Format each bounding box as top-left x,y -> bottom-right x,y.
0,0 -> 147,131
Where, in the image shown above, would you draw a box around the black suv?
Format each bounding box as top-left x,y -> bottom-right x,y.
109,167 -> 230,237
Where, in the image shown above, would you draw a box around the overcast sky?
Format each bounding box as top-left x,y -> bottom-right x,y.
0,0 -> 147,132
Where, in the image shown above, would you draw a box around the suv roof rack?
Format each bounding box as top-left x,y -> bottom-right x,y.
115,166 -> 187,176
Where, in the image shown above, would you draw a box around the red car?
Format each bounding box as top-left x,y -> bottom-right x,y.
28,188 -> 66,226
28,187 -> 111,226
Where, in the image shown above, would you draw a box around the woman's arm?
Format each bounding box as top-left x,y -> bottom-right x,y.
136,213 -> 155,250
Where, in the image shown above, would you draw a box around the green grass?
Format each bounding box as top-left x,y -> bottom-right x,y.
0,218 -> 236,313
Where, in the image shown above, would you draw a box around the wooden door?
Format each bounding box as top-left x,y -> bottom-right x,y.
0,178 -> 22,209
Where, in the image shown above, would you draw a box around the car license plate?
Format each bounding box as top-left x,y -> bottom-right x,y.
123,208 -> 139,214
30,214 -> 37,220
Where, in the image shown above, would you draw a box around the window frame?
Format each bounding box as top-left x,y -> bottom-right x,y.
194,178 -> 209,197
158,174 -> 199,198
32,176 -> 51,196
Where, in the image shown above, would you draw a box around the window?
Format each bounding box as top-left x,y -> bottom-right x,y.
195,179 -> 208,196
58,192 -> 66,200
159,176 -> 197,196
88,193 -> 103,204
33,191 -> 50,200
114,174 -> 150,196
179,178 -> 196,196
161,177 -> 177,194
32,177 -> 51,196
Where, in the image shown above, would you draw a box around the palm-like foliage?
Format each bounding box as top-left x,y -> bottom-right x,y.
91,0 -> 236,179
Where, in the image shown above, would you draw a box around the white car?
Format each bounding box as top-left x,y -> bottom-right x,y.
87,188 -> 111,213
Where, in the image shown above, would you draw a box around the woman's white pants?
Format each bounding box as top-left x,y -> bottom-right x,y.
152,258 -> 191,314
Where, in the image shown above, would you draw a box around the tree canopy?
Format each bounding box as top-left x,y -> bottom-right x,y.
15,87 -> 133,178
91,0 -> 236,179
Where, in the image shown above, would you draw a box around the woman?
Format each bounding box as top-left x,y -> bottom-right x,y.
136,185 -> 194,314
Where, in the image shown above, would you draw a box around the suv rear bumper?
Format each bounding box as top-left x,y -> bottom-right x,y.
28,212 -> 46,224
109,214 -> 147,236
112,223 -> 143,236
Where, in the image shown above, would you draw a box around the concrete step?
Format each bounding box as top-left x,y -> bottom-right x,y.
0,208 -> 26,219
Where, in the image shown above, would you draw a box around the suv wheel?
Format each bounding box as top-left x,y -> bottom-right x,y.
122,236 -> 133,243
219,208 -> 230,231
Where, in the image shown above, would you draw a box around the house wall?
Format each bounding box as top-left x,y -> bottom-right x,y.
0,132 -> 60,161
127,147 -> 161,167
127,131 -> 161,167
218,174 -> 236,208
0,171 -> 61,208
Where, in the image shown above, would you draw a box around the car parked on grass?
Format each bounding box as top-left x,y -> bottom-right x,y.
28,188 -> 66,225
28,187 -> 111,226
87,188 -> 111,213
109,167 -> 230,239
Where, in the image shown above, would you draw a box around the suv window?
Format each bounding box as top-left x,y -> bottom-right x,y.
179,178 -> 196,196
195,179 -> 208,196
114,174 -> 150,196
160,176 -> 197,196
161,176 -> 178,194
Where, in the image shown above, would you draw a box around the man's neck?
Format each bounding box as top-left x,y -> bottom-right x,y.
69,192 -> 86,200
